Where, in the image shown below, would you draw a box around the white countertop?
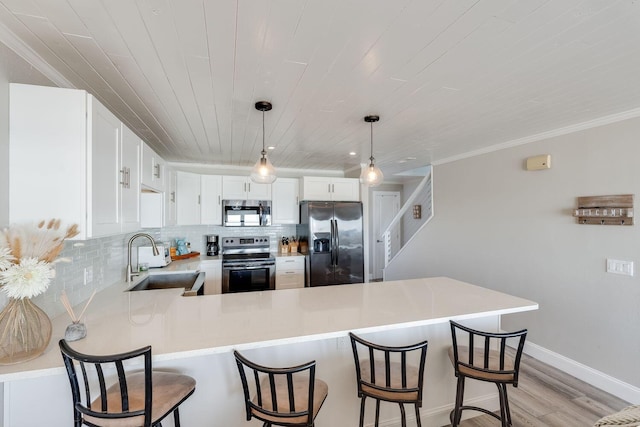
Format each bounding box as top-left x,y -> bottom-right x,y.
0,277 -> 537,382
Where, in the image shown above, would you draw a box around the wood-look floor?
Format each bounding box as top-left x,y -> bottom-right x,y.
444,352 -> 631,427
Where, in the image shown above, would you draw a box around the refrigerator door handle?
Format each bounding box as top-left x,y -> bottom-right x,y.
334,219 -> 339,266
330,219 -> 336,266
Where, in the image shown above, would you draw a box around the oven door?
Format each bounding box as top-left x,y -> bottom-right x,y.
222,262 -> 275,293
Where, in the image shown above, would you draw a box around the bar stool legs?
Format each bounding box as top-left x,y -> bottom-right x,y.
448,320 -> 527,427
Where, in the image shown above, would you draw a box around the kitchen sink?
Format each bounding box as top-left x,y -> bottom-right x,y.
128,271 -> 205,296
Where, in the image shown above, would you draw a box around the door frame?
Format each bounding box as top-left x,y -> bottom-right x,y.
372,190 -> 401,280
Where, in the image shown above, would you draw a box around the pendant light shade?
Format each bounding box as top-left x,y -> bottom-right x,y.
250,101 -> 277,184
360,115 -> 384,187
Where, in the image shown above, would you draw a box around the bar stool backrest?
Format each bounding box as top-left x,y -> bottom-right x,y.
349,332 -> 428,402
59,339 -> 153,427
449,321 -> 527,385
233,350 -> 318,426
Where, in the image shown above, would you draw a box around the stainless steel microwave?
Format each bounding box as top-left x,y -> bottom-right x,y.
223,200 -> 271,226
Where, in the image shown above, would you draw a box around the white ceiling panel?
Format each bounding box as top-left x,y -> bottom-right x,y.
0,0 -> 639,177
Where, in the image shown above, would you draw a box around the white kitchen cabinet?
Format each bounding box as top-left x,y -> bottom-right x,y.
175,173 -> 222,226
200,175 -> 222,225
9,84 -> 141,239
200,259 -> 222,295
140,192 -> 163,228
300,177 -> 359,201
222,176 -> 271,200
176,171 -> 201,225
275,256 -> 305,290
165,167 -> 177,226
120,126 -> 142,232
141,142 -> 165,192
272,178 -> 299,224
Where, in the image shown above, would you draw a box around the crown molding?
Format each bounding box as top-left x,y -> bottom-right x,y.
0,21 -> 75,88
432,107 -> 640,166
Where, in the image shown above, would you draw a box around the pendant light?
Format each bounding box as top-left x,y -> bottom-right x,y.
360,115 -> 384,187
250,101 -> 277,184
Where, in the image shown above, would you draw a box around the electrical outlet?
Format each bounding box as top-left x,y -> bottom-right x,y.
84,266 -> 94,285
606,259 -> 634,276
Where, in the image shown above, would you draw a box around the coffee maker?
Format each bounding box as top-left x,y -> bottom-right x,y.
205,234 -> 219,256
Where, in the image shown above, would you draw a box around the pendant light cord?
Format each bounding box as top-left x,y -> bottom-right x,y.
370,121 -> 374,165
261,110 -> 266,157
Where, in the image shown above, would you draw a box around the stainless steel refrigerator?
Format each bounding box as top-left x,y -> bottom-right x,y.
298,201 -> 364,286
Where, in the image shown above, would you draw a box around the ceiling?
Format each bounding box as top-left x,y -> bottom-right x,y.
1,0 -> 640,178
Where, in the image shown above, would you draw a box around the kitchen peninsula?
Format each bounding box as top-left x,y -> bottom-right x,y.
0,277 -> 537,426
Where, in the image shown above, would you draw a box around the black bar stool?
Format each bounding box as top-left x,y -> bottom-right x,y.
448,320 -> 527,427
349,332 -> 429,427
233,350 -> 329,426
59,339 -> 196,427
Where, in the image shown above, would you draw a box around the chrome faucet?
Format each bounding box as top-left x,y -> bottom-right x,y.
126,233 -> 159,282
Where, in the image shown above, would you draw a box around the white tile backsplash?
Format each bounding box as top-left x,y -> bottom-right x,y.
160,224 -> 296,253
13,226 -> 295,319
4,230 -> 161,319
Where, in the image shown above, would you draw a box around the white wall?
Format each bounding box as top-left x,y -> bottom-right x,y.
385,115 -> 640,391
0,42 -> 54,227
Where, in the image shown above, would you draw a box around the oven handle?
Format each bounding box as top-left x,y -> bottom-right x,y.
223,263 -> 275,270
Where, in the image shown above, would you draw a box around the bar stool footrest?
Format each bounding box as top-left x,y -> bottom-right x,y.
450,405 -> 504,424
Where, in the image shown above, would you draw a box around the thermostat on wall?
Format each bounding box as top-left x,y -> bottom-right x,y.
526,154 -> 551,171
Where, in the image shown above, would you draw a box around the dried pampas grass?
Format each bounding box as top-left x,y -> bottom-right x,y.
0,220 -> 79,299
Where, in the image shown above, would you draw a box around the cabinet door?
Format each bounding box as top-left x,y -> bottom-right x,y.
9,84 -> 88,237
222,176 -> 248,199
141,142 -> 155,189
201,175 -> 222,225
141,143 -> 164,191
331,178 -> 360,201
272,178 -> 299,224
121,126 -> 141,232
176,171 -> 201,225
90,97 -> 123,237
246,180 -> 271,200
154,156 -> 166,192
201,260 -> 222,295
165,168 -> 177,226
276,257 -> 305,289
301,177 -> 331,201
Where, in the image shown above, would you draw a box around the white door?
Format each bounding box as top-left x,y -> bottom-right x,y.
372,191 -> 400,280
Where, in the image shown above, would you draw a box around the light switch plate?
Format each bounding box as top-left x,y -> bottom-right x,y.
606,259 -> 634,276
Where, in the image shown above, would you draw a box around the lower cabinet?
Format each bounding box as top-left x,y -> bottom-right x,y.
275,256 -> 305,290
200,260 -> 222,295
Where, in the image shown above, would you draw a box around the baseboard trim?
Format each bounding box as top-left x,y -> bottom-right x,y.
364,394 -> 498,427
524,341 -> 640,403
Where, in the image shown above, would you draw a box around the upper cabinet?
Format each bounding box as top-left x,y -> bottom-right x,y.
300,177 -> 360,201
272,178 -> 299,224
222,176 -> 271,200
175,173 -> 223,226
9,84 -> 141,239
141,142 -> 165,192
176,171 -> 201,226
200,175 -> 222,225
164,167 -> 177,227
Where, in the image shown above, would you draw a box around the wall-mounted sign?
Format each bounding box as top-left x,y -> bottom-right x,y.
573,194 -> 634,225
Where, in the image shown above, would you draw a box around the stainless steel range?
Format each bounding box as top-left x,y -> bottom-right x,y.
221,236 -> 275,293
